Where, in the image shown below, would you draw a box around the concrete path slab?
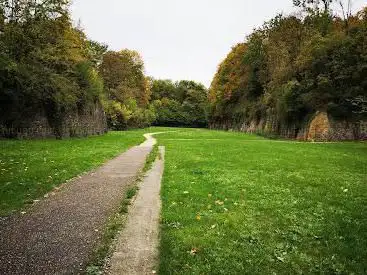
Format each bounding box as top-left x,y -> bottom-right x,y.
106,146 -> 165,275
0,136 -> 155,275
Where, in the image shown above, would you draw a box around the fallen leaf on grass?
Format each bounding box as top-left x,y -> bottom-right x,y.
189,248 -> 198,255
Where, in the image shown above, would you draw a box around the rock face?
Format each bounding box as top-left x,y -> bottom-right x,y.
210,111 -> 367,141
306,112 -> 330,141
0,103 -> 107,139
305,112 -> 367,141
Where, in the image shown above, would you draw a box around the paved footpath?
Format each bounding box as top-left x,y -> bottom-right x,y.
0,134 -> 156,275
106,146 -> 165,275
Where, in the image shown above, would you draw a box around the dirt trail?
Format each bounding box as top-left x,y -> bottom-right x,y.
0,135 -> 156,275
106,146 -> 165,275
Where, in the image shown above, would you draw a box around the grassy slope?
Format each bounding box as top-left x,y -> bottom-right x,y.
0,130 -> 149,216
156,129 -> 367,274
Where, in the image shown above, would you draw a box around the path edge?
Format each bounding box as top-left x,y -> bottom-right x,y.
103,145 -> 165,275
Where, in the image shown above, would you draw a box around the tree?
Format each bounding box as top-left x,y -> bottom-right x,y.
151,79 -> 208,127
0,0 -> 106,137
0,0 -> 70,22
150,79 -> 176,101
100,50 -> 147,105
100,49 -> 154,129
208,3 -> 367,136
86,40 -> 108,68
293,0 -> 333,13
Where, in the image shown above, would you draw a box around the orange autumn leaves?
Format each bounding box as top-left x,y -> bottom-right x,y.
209,43 -> 249,104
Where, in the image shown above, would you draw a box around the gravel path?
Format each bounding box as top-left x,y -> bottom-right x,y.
0,135 -> 155,275
106,146 -> 165,275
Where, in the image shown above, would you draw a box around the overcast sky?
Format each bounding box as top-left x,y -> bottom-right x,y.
71,0 -> 366,87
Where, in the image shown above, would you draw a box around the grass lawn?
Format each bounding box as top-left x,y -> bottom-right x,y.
156,128 -> 367,274
0,130 -> 149,216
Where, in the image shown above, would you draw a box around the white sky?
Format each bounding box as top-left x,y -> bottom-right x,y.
71,0 -> 366,87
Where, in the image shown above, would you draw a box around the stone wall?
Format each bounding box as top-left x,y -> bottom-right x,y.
306,112 -> 330,141
210,111 -> 367,141
304,112 -> 367,141
0,103 -> 108,139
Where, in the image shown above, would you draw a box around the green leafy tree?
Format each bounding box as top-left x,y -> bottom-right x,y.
0,0 -> 105,137
151,79 -> 208,127
209,3 -> 367,136
100,49 -> 153,129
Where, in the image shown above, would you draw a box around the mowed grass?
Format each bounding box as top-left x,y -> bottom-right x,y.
0,130 -> 148,216
156,129 -> 367,274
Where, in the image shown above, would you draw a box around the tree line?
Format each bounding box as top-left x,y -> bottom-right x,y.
2,0 -> 365,139
209,1 -> 367,134
100,51 -> 208,129
0,0 -> 208,138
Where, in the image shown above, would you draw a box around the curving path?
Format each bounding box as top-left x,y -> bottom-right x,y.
0,133 -> 159,275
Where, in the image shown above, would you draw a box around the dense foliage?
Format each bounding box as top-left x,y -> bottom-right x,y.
98,53 -> 208,129
0,0 -> 106,137
99,50 -> 155,130
209,3 -> 367,132
150,79 -> 208,127
0,0 -> 208,136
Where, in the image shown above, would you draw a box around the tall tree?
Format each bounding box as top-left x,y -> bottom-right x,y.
100,49 -> 154,129
0,0 -> 106,137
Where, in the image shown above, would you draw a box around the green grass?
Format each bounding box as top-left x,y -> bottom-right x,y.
156,128 -> 367,274
143,143 -> 160,173
3,126 -> 366,273
0,130 -> 148,216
